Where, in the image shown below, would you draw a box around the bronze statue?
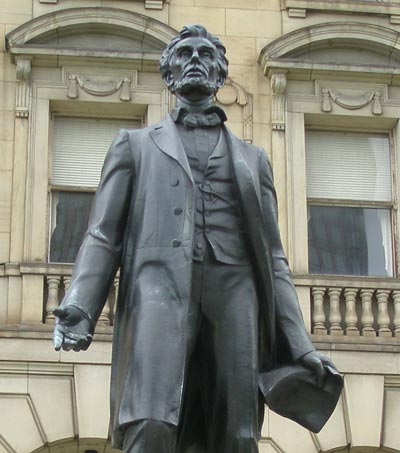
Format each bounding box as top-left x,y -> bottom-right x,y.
53,25 -> 342,453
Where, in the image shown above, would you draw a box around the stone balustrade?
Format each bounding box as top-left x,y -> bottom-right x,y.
2,263 -> 400,341
0,263 -> 116,326
44,270 -> 118,326
293,275 -> 400,338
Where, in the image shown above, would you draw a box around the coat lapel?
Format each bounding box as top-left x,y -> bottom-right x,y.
226,127 -> 268,259
225,128 -> 263,214
226,128 -> 276,368
150,115 -> 194,184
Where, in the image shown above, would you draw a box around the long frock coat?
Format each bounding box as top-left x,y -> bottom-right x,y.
61,114 -> 315,448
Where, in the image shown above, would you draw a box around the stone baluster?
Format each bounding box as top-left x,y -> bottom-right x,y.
328,288 -> 343,335
312,287 -> 327,334
113,277 -> 120,316
376,289 -> 391,337
360,289 -> 375,337
393,291 -> 400,337
63,276 -> 71,292
344,288 -> 359,336
99,299 -> 111,325
45,276 -> 61,322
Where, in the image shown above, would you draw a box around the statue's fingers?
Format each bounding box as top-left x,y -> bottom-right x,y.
81,335 -> 93,351
64,331 -> 90,342
61,338 -> 78,352
317,353 -> 335,370
73,337 -> 89,352
314,360 -> 326,388
53,306 -> 67,319
318,353 -> 330,362
53,329 -> 64,351
321,355 -> 338,370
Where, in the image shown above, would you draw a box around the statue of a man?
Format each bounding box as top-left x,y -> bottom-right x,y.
53,24 -> 340,453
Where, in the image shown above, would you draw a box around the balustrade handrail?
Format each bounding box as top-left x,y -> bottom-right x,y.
2,262 -> 120,277
292,274 -> 400,290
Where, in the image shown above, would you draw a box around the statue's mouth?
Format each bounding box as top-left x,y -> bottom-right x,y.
184,67 -> 206,78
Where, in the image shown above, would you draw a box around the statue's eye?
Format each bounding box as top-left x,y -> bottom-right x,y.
179,50 -> 191,58
201,50 -> 213,58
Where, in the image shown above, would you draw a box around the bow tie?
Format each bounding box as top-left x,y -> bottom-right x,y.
174,107 -> 227,129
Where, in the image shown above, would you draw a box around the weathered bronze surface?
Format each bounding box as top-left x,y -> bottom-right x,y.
53,25 -> 343,453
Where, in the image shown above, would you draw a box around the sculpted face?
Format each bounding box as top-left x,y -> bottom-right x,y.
168,36 -> 222,98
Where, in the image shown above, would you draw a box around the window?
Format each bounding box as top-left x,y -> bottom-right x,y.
306,130 -> 394,277
49,116 -> 141,263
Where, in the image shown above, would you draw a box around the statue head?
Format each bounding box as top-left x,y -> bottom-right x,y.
160,24 -> 229,101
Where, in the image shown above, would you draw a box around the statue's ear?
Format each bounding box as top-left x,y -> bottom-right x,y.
163,71 -> 175,91
216,74 -> 226,89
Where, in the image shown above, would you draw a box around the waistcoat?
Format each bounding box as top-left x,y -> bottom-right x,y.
176,125 -> 251,264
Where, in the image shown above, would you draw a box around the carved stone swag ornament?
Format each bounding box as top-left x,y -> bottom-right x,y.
321,88 -> 383,115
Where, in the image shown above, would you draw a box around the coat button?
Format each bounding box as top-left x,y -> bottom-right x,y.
172,239 -> 181,247
174,207 -> 183,215
171,179 -> 179,186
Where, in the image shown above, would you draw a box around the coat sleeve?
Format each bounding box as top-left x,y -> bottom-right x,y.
60,129 -> 134,325
258,149 -> 315,361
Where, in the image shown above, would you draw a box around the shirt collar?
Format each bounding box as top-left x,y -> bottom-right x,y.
170,105 -> 227,124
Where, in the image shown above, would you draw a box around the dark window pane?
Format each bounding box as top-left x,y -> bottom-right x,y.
49,191 -> 94,263
308,206 -> 392,277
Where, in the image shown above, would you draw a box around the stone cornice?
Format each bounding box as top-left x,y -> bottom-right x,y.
282,0 -> 400,16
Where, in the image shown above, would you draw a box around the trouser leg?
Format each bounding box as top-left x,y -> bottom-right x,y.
176,261 -> 207,453
200,259 -> 260,453
123,419 -> 177,453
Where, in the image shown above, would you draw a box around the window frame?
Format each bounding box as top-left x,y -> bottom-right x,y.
21,64 -> 170,264
305,127 -> 396,277
283,81 -> 400,280
47,112 -> 145,264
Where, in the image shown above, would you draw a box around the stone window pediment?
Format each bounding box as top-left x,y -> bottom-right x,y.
285,40 -> 400,68
28,24 -> 166,54
259,22 -> 400,79
5,7 -> 177,64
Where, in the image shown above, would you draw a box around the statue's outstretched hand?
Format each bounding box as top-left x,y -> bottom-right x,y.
53,305 -> 94,352
299,350 -> 335,388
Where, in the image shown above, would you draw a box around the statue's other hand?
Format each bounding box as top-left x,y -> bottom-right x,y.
299,350 -> 334,388
53,305 -> 93,352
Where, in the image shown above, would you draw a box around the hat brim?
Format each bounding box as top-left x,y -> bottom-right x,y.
259,364 -> 344,433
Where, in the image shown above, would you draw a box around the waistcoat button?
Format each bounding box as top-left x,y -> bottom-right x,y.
174,207 -> 183,215
171,179 -> 179,186
172,239 -> 181,247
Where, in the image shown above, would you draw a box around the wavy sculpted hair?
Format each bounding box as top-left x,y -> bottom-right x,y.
160,24 -> 229,91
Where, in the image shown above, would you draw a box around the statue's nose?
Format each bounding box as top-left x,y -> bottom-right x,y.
190,49 -> 200,62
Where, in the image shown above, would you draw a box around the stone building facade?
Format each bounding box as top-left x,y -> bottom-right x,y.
1,0 -> 400,451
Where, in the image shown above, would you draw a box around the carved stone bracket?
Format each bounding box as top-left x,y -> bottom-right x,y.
270,72 -> 287,131
216,77 -> 253,143
145,0 -> 164,9
321,88 -> 382,115
15,57 -> 32,118
288,8 -> 306,18
67,72 -> 135,102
